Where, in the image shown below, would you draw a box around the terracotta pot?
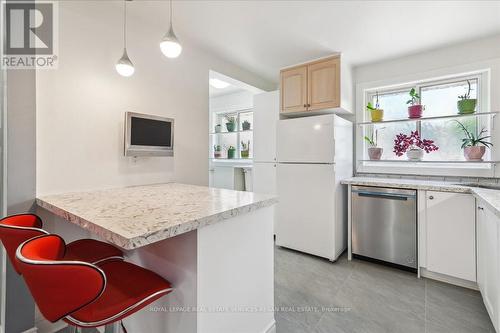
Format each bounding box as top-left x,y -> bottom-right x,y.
368,147 -> 383,160
408,105 -> 423,119
406,148 -> 424,161
464,146 -> 486,161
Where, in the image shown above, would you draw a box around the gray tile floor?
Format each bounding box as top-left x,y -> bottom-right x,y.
275,246 -> 495,333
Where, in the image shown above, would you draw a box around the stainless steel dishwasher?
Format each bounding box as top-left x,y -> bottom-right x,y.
352,186 -> 417,270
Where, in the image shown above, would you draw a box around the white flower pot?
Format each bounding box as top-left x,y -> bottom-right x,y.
406,148 -> 424,161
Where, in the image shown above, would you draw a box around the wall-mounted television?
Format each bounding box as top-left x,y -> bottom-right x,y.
124,112 -> 174,156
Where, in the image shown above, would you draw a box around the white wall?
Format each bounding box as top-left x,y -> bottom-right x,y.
36,1 -> 274,196
209,90 -> 255,114
353,34 -> 500,177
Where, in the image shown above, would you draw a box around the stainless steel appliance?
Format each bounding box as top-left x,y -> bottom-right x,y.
352,186 -> 417,270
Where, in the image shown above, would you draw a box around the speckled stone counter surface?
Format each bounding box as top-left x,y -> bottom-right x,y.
342,177 -> 500,218
37,183 -> 277,250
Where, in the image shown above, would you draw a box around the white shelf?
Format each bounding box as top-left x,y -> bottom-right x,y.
360,159 -> 499,164
209,130 -> 253,135
357,111 -> 499,126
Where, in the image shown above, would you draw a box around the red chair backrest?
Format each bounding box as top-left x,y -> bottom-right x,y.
15,234 -> 106,322
0,214 -> 47,274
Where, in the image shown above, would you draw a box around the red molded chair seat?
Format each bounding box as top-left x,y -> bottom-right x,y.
66,260 -> 172,327
0,214 -> 123,273
16,234 -> 173,328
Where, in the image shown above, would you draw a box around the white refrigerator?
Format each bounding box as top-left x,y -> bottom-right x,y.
253,91 -> 279,197
276,114 -> 353,261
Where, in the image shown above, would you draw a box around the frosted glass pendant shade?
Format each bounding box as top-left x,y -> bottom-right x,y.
116,49 -> 135,77
160,25 -> 182,58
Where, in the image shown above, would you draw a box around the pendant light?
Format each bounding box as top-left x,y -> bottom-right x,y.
116,0 -> 135,77
160,0 -> 182,58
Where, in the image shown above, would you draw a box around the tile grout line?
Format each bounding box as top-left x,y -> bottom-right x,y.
311,261 -> 356,332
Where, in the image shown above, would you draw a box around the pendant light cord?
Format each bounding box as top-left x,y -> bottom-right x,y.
169,0 -> 173,29
123,0 -> 127,48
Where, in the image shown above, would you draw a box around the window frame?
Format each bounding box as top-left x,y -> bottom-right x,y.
356,69 -> 494,178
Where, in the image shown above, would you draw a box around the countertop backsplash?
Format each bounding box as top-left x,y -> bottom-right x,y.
356,173 -> 500,185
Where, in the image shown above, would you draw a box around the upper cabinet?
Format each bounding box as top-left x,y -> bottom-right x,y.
280,55 -> 349,115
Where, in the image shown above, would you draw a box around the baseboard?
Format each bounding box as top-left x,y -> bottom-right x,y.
263,319 -> 276,333
21,327 -> 38,333
420,268 -> 478,290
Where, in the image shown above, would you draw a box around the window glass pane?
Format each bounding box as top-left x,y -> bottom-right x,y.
370,90 -> 410,120
421,79 -> 478,117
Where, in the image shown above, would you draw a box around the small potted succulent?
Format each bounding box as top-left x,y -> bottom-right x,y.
227,145 -> 236,159
455,120 -> 492,161
457,80 -> 477,114
213,145 -> 222,158
366,92 -> 384,122
393,131 -> 438,161
364,128 -> 384,160
241,140 -> 250,158
214,124 -> 222,133
406,88 -> 424,119
225,115 -> 236,132
242,120 -> 251,131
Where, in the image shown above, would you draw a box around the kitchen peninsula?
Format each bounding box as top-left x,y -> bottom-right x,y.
36,183 -> 277,333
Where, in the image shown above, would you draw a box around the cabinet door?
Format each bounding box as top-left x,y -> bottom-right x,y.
280,66 -> 307,114
307,57 -> 340,111
480,203 -> 499,331
426,191 -> 476,281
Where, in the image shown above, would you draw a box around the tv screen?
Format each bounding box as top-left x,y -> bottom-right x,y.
130,117 -> 172,147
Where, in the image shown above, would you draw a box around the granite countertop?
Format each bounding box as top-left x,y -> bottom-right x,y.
37,183 -> 277,250
341,177 -> 500,218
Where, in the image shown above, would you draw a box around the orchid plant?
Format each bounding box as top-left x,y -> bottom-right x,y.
393,131 -> 439,157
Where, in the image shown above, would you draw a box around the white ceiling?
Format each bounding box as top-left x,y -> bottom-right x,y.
131,0 -> 500,83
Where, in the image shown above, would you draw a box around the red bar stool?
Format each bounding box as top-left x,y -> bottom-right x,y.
15,234 -> 173,330
0,214 -> 124,274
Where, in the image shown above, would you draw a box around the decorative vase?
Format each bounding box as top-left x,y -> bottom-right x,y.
226,122 -> 236,132
406,148 -> 424,161
464,146 -> 485,161
370,109 -> 384,122
457,99 -> 477,114
408,105 -> 423,119
242,122 -> 251,131
368,147 -> 383,160
227,148 -> 236,159
214,124 -> 221,133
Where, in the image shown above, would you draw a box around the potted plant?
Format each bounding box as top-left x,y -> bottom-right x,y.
366,92 -> 384,122
393,131 -> 438,161
214,124 -> 222,133
457,80 -> 477,114
227,145 -> 236,159
364,128 -> 384,160
455,120 -> 492,161
406,88 -> 424,119
225,115 -> 236,132
241,141 -> 250,158
213,145 -> 222,158
242,120 -> 251,131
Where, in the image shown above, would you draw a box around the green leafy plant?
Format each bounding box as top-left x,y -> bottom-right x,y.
214,145 -> 221,152
406,88 -> 420,106
225,115 -> 236,124
363,128 -> 384,147
458,80 -> 473,100
366,92 -> 380,111
454,120 -> 493,148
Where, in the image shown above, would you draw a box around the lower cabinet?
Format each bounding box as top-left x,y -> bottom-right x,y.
477,200 -> 500,332
425,191 -> 476,282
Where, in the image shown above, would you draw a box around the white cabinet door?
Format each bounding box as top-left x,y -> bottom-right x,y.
477,201 -> 499,331
212,166 -> 234,190
426,191 -> 476,282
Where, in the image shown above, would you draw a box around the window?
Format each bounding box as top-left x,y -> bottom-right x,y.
362,72 -> 490,164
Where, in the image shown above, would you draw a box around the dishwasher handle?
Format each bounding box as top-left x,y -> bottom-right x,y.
353,190 -> 415,201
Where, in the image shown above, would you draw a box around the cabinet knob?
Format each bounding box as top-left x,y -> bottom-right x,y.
303,104 -> 307,108
478,206 -> 484,210
428,196 -> 434,200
